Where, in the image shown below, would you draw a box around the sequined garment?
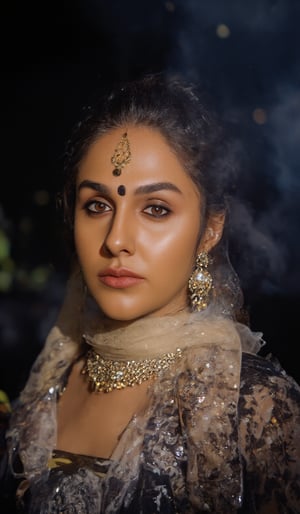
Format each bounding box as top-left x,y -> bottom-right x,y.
1,312 -> 300,513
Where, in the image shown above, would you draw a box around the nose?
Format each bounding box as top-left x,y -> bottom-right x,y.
102,208 -> 135,257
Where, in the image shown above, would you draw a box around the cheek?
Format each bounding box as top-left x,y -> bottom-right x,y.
74,215 -> 98,262
149,223 -> 198,280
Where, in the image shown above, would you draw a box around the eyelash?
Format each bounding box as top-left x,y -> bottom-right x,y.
84,200 -> 111,214
143,205 -> 170,218
83,200 -> 171,218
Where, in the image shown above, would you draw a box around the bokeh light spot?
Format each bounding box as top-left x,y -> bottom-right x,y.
30,266 -> 50,289
165,1 -> 175,12
0,270 -> 13,291
252,108 -> 267,125
2,257 -> 15,272
34,190 -> 50,206
0,230 -> 10,260
216,24 -> 230,38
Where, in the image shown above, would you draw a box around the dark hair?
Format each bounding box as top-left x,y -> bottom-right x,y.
62,72 -> 238,234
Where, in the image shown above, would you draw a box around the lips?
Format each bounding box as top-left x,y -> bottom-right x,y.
98,268 -> 144,289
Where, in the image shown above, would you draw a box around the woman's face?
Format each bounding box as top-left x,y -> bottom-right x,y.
74,125 -> 220,321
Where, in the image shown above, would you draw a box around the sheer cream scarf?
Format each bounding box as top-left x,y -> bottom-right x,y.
6,270 -> 263,512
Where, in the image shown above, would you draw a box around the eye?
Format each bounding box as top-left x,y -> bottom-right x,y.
84,200 -> 112,214
143,205 -> 170,218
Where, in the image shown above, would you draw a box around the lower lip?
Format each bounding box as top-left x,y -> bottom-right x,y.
98,276 -> 144,289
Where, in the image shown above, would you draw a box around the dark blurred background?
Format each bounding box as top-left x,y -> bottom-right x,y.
1,0 -> 300,402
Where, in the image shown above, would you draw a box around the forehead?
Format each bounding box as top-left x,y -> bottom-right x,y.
77,125 -> 198,196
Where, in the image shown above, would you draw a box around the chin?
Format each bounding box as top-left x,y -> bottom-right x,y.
97,302 -> 148,322
96,299 -> 164,322
97,303 -> 180,322
90,291 -> 187,321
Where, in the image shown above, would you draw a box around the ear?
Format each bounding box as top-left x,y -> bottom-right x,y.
197,212 -> 225,254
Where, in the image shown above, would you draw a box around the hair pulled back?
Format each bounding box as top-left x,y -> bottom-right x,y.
62,72 -> 238,231
61,72 -> 243,318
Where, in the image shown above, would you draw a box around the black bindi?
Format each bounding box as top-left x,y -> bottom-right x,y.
117,185 -> 126,196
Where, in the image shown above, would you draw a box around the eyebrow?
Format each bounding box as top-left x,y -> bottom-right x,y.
78,180 -> 182,195
78,180 -> 110,195
134,182 -> 182,195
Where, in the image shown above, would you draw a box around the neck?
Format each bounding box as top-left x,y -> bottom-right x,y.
82,309 -> 192,361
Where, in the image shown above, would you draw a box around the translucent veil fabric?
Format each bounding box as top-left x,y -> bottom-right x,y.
5,268 -> 268,512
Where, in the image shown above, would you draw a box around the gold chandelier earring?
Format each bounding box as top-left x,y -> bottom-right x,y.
188,251 -> 213,311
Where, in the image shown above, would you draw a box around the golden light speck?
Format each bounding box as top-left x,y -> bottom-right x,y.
252,108 -> 267,125
216,24 -> 230,38
33,190 -> 50,206
165,1 -> 175,12
30,266 -> 50,288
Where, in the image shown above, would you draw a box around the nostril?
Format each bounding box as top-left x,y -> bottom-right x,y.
101,236 -> 135,257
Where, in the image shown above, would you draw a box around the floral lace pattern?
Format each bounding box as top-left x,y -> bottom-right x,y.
2,314 -> 300,513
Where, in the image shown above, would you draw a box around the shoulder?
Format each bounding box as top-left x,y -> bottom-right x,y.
239,351 -> 300,431
238,352 -> 300,511
240,351 -> 300,401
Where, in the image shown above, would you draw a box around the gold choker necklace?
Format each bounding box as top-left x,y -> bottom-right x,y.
81,347 -> 183,393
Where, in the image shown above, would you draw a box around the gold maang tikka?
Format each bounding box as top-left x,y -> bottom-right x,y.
111,132 -> 131,176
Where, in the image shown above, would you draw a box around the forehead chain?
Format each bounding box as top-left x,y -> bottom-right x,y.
111,132 -> 131,176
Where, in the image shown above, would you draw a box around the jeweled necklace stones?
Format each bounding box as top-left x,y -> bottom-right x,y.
81,347 -> 182,393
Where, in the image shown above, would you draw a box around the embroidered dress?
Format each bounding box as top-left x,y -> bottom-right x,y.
1,307 -> 300,513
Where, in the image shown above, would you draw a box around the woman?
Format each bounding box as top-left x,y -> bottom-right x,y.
1,73 -> 299,513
